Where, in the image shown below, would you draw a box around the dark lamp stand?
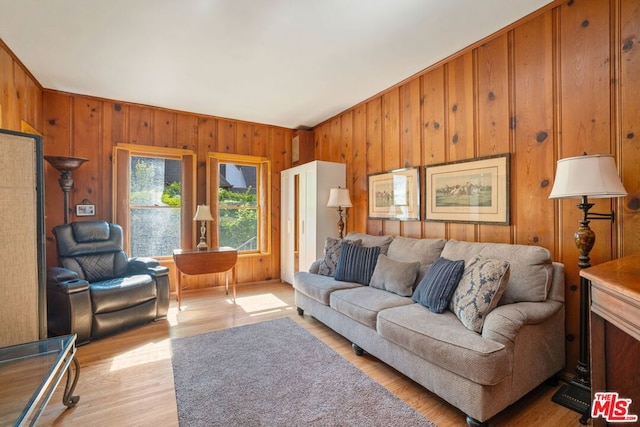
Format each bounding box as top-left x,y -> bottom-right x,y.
551,196 -> 615,424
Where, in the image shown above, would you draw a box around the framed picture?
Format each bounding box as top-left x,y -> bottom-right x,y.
76,204 -> 96,217
425,154 -> 510,224
368,167 -> 420,220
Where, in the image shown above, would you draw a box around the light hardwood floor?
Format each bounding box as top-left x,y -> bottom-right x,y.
40,282 -> 586,426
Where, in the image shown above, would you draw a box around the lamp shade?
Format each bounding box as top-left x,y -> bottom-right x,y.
193,205 -> 215,221
327,188 -> 352,208
549,154 -> 627,199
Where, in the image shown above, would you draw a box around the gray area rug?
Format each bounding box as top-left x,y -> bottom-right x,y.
171,317 -> 436,426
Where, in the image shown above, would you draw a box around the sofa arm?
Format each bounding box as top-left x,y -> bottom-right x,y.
309,258 -> 322,274
481,300 -> 564,347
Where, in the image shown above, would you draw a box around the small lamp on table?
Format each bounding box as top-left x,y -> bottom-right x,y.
327,187 -> 352,239
193,205 -> 215,250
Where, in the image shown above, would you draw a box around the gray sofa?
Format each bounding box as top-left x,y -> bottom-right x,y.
293,232 -> 565,427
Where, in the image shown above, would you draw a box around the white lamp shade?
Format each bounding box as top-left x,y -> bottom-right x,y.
549,154 -> 627,199
193,205 -> 215,221
327,188 -> 352,208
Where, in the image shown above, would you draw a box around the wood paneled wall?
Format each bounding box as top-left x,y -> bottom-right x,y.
312,0 -> 640,373
40,91 -> 293,288
0,40 -> 42,134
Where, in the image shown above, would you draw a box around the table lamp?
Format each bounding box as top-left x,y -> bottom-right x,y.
327,187 -> 352,239
193,205 -> 215,250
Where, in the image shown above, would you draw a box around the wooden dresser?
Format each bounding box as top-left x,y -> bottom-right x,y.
581,255 -> 640,426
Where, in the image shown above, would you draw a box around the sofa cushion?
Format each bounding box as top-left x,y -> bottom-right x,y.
330,287 -> 414,329
412,257 -> 465,313
369,255 -> 421,297
377,304 -> 510,385
344,232 -> 393,255
335,244 -> 380,285
450,256 -> 511,333
293,272 -> 362,305
317,237 -> 361,277
441,240 -> 553,304
386,236 -> 447,284
90,274 -> 156,314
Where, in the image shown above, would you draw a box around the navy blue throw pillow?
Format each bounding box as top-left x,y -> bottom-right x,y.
412,257 -> 465,313
334,244 -> 381,285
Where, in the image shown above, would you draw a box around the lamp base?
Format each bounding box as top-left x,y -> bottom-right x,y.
552,380 -> 591,423
197,239 -> 208,250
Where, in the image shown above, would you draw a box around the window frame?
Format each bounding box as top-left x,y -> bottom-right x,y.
113,143 -> 197,258
207,152 -> 271,256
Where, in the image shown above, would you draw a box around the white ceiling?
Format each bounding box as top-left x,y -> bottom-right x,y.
0,0 -> 552,129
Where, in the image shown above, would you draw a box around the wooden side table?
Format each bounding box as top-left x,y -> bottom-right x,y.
581,255 -> 640,426
173,247 -> 238,309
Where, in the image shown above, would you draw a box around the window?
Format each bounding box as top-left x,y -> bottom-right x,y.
129,156 -> 181,257
114,144 -> 196,257
208,153 -> 270,254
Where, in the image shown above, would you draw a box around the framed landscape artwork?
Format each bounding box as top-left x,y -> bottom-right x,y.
368,167 -> 420,220
424,154 -> 510,224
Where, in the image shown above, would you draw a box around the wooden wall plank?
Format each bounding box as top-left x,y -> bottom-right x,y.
366,98 -> 383,235
71,97 -> 102,223
476,34 -> 512,244
315,122 -> 331,161
352,104 -> 368,234
400,79 -> 422,237
381,88 -> 401,237
101,102 -> 128,223
446,53 -> 476,242
153,110 -> 175,148
217,120 -> 236,153
236,122 -> 252,156
128,106 -> 154,146
329,117 -> 342,162
619,0 -> 640,255
341,111 -> 354,235
512,13 -> 556,250
421,69 -> 447,238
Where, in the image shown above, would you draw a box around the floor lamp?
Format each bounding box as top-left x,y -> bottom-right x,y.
327,187 -> 352,239
549,153 -> 627,422
44,156 -> 88,224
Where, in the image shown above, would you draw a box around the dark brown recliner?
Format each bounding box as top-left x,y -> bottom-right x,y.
47,221 -> 170,343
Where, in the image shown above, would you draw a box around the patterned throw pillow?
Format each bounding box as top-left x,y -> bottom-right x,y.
449,255 -> 511,333
412,257 -> 465,313
369,254 -> 421,297
334,244 -> 381,285
317,237 -> 361,277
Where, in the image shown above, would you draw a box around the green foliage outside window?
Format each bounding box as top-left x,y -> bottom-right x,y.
219,187 -> 258,250
161,182 -> 182,206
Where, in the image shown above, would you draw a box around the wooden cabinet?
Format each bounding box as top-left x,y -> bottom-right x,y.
582,255 -> 640,426
0,130 -> 46,346
280,161 -> 346,285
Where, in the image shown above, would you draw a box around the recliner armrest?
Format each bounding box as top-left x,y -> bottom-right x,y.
47,266 -> 79,282
127,257 -> 169,278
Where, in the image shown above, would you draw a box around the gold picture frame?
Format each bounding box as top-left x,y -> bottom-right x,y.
368,167 -> 420,221
424,154 -> 510,224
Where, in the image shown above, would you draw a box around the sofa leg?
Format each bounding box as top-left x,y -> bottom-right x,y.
466,415 -> 488,427
296,307 -> 304,316
352,343 -> 365,356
